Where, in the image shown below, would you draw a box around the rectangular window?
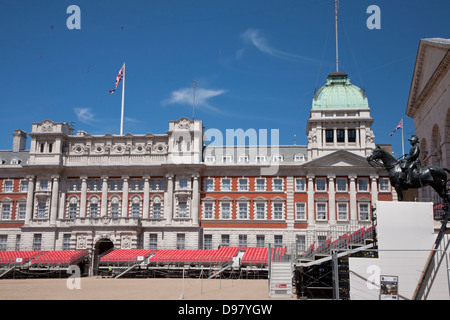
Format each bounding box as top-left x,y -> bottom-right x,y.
273,179 -> 283,191
0,235 -> 7,251
338,203 -> 348,220
4,180 -> 13,192
337,129 -> 345,143
69,203 -> 77,219
336,178 -> 347,192
238,178 -> 248,191
63,234 -> 71,250
131,203 -> 140,218
178,202 -> 187,218
359,203 -> 370,221
111,203 -> 119,218
380,178 -> 389,192
256,235 -> 265,247
33,234 -> 42,251
348,129 -> 356,143
204,179 -> 214,191
149,234 -> 158,250
358,178 -> 369,192
15,235 -> 21,251
295,178 -> 305,191
238,203 -> 248,219
256,179 -> 265,191
38,203 -> 46,219
295,203 -> 306,220
204,203 -> 213,219
20,180 -> 29,192
222,156 -> 232,163
255,203 -> 265,219
221,234 -> 230,247
1,204 -> 11,220
18,204 -> 26,220
179,178 -> 189,190
239,234 -> 247,247
316,203 -> 327,220
176,234 -> 185,250
273,203 -> 283,219
274,235 -> 283,247
90,203 -> 98,218
238,155 -> 249,163
256,155 -> 266,163
316,178 -> 326,191
152,203 -> 161,219
221,178 -> 231,191
325,129 -> 334,143
205,156 -> 215,163
204,234 -> 212,250
221,202 -> 231,219
296,235 -> 306,252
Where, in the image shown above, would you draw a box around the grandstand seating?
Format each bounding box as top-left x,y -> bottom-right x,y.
148,247 -> 239,265
0,251 -> 43,265
100,249 -> 155,264
31,250 -> 89,266
241,247 -> 285,265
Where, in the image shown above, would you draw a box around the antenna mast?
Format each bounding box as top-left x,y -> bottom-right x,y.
335,0 -> 339,72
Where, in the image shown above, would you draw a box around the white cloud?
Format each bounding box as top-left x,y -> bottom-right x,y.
239,28 -> 316,63
162,87 -> 227,114
74,107 -> 97,124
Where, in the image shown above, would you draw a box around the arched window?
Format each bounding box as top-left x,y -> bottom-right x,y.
129,195 -> 142,218
109,196 -> 121,218
150,195 -> 164,219
87,196 -> 100,218
66,196 -> 79,219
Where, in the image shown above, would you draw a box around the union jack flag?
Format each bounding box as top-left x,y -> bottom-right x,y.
389,119 -> 403,136
108,64 -> 124,93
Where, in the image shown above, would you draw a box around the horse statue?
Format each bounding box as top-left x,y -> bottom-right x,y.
367,146 -> 450,202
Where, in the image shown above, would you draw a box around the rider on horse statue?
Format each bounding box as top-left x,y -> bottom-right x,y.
400,135 -> 421,185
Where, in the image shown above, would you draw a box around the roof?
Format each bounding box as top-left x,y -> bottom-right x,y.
312,72 -> 369,110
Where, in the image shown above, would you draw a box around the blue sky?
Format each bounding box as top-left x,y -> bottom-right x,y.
0,0 -> 449,157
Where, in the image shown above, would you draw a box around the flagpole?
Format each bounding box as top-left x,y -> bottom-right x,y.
401,117 -> 405,158
120,62 -> 125,135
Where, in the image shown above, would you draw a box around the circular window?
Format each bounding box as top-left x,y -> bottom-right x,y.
76,147 -> 82,152
117,146 -> 122,152
137,146 -> 143,152
97,147 -> 102,152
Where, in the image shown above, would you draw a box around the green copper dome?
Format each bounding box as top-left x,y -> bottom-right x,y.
312,72 -> 369,110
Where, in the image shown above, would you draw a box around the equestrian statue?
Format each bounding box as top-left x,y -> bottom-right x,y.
367,135 -> 450,202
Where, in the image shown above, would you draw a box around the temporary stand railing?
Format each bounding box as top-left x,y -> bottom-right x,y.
413,203 -> 450,300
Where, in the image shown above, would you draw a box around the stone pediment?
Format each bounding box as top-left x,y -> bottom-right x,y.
301,150 -> 370,168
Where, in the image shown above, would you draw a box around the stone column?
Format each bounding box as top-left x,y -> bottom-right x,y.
50,175 -> 59,225
370,175 -> 378,206
58,178 -> 66,220
307,174 -> 315,225
25,176 -> 35,224
143,176 -> 150,219
121,176 -> 129,217
328,174 -> 336,224
192,175 -> 200,225
80,176 -> 87,218
101,176 -> 108,217
165,174 -> 174,224
349,174 -> 357,221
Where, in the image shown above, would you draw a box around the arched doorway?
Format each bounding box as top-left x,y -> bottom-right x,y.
92,238 -> 114,276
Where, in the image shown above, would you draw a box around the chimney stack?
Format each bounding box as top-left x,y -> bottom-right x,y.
13,129 -> 27,152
